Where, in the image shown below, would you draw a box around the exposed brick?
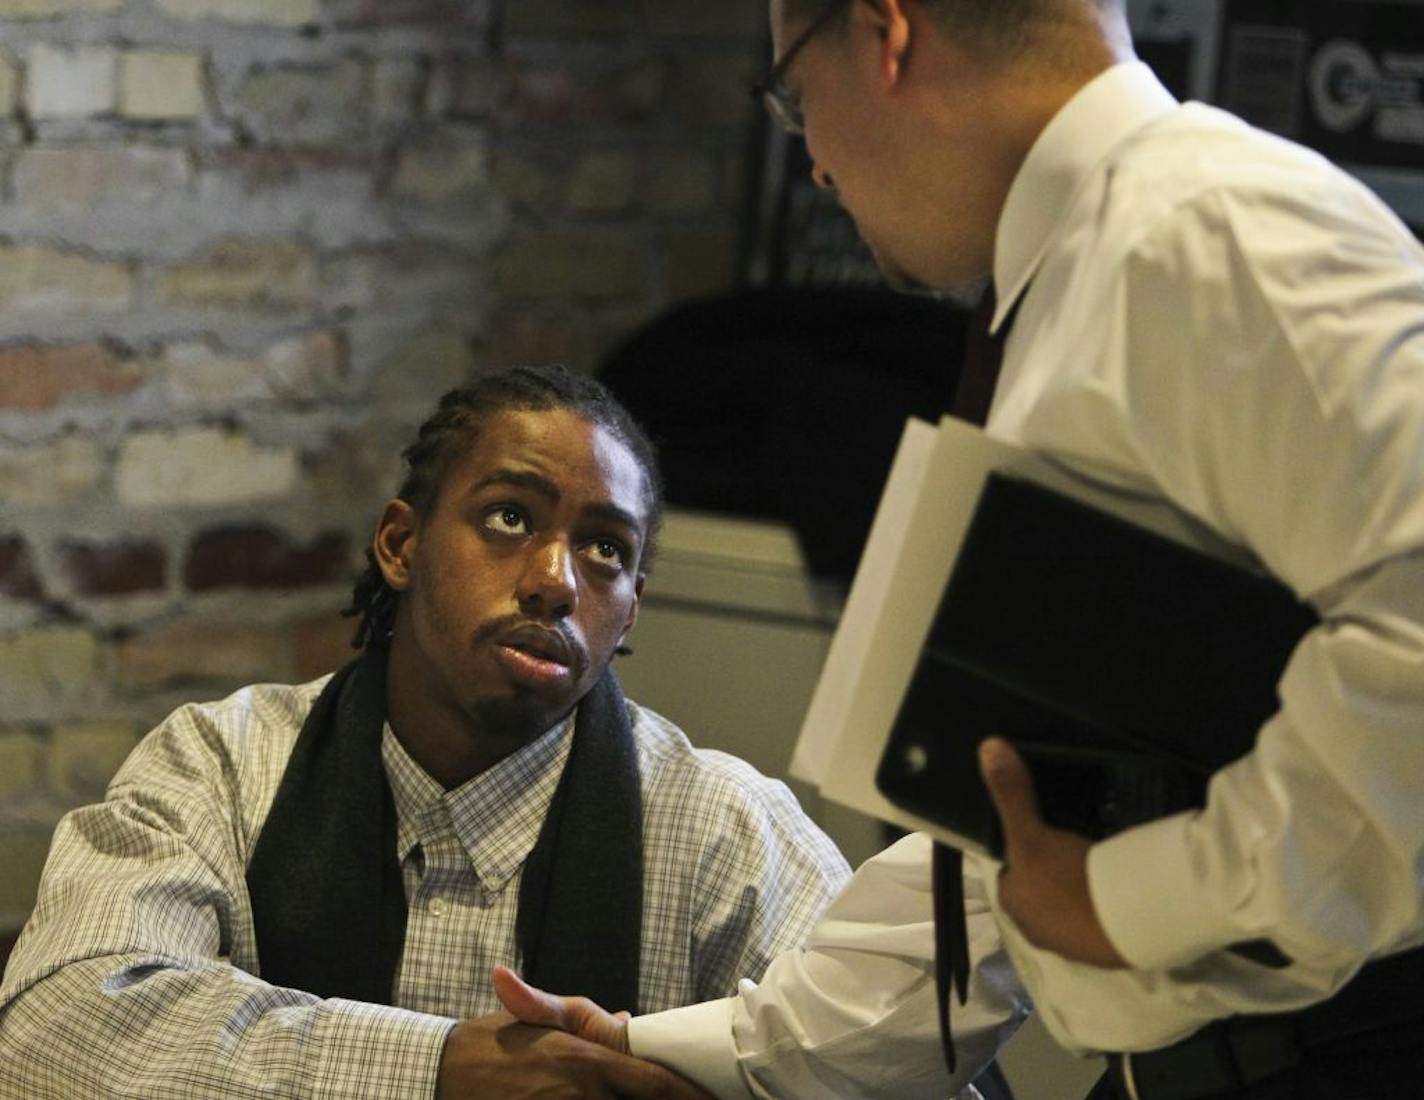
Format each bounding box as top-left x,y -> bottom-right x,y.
0,536 -> 43,602
292,611 -> 357,680
0,243 -> 134,310
0,52 -> 16,116
154,0 -> 318,25
0,343 -> 144,412
645,149 -> 718,214
158,340 -> 264,408
156,330 -> 343,408
236,61 -> 365,146
45,722 -> 139,803
667,49 -> 762,131
426,56 -> 506,119
116,427 -> 298,506
368,328 -> 476,404
491,148 -> 560,213
641,0 -> 764,38
0,435 -> 104,503
564,151 -> 637,214
115,617 -> 288,692
184,525 -> 349,591
503,0 -> 639,36
490,310 -> 596,372
507,58 -> 666,126
13,145 -> 191,210
392,129 -> 489,203
495,230 -> 644,302
0,626 -> 100,719
0,832 -> 50,926
663,227 -> 738,300
263,329 -> 345,402
25,43 -> 117,119
119,49 -> 207,120
156,239 -> 315,310
0,0 -> 121,14
0,730 -> 41,804
371,56 -> 424,123
59,539 -> 166,597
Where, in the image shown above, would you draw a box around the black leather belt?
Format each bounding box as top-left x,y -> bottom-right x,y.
1104,944 -> 1424,1100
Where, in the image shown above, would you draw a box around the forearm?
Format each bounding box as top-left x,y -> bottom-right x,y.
1090,553 -> 1424,973
632,834 -> 1027,1100
0,955 -> 453,1099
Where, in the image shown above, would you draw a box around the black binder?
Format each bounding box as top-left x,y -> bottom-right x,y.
876,472 -> 1319,861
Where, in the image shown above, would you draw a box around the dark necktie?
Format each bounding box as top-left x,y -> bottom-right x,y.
935,283 -> 1013,1072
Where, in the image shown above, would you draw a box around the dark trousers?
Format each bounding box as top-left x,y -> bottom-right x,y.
1085,946 -> 1424,1100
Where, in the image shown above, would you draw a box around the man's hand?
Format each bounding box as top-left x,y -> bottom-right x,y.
436,1007 -> 709,1100
979,736 -> 1128,969
492,966 -> 631,1053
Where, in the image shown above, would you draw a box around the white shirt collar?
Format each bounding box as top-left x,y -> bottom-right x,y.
991,61 -> 1178,332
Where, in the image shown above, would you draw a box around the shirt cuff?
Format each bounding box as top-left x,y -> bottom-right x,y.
312,998 -> 456,1099
1087,813 -> 1240,971
628,997 -> 748,1100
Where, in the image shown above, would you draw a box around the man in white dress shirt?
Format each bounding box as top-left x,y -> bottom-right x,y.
496,2 -> 1424,1098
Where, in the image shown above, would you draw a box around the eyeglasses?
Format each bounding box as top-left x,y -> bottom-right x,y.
750,0 -> 849,135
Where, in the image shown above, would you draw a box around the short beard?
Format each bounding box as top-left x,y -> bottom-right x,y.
465,692 -> 571,752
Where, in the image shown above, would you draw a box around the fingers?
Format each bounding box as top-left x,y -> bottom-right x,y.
595,1050 -> 717,1100
491,966 -> 565,1029
491,967 -> 630,1054
978,736 -> 1043,855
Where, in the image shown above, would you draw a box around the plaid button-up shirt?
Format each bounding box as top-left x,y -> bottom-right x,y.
0,675 -> 850,1099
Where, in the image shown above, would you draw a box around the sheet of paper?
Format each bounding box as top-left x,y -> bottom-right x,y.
789,417 -> 938,785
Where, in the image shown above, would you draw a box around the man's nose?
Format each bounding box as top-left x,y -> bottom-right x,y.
517,538 -> 577,620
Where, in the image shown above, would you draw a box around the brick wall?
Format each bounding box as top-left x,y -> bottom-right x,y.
0,0 -> 768,928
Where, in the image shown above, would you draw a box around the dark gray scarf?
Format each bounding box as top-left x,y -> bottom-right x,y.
245,650 -> 645,1012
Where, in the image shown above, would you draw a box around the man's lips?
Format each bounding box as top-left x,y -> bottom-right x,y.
489,623 -> 585,688
496,625 -> 574,667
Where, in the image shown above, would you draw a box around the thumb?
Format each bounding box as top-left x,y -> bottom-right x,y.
978,736 -> 1043,849
492,966 -> 568,1030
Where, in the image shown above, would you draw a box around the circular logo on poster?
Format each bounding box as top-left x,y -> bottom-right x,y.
1308,39 -> 1379,132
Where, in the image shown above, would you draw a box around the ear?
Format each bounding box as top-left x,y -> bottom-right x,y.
859,0 -> 912,87
373,499 -> 419,592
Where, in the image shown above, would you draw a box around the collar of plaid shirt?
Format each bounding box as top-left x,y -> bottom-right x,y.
245,648 -> 645,1012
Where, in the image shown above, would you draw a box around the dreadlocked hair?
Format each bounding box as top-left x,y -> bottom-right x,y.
343,364 -> 664,653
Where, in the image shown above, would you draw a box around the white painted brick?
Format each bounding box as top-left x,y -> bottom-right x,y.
0,243 -> 133,309
119,49 -> 207,120
0,435 -> 105,503
13,145 -> 190,209
116,426 -> 298,506
0,52 -> 16,117
0,0 -> 121,15
26,43 -> 117,119
155,0 -> 318,26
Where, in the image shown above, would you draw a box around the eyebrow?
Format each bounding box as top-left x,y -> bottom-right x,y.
470,468 -> 645,537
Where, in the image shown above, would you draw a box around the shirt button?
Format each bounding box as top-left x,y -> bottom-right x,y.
428,897 -> 448,917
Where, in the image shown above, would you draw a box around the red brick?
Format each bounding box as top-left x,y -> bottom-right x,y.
185,526 -> 349,591
0,343 -> 144,412
0,537 -> 43,601
59,539 -> 166,597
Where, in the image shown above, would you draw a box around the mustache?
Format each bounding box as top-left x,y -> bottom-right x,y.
473,613 -> 588,675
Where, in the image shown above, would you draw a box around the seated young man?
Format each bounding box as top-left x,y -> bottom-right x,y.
0,366 -> 849,1099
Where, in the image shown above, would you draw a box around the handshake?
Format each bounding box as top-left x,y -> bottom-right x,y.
433,966 -> 713,1100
